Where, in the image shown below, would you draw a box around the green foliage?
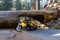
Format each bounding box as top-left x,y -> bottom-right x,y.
0,0 -> 13,10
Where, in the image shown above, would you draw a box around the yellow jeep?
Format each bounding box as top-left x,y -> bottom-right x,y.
19,20 -> 37,31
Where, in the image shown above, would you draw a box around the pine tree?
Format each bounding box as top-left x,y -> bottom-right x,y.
0,0 -> 13,10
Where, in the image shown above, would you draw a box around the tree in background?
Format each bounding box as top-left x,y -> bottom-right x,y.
33,0 -> 36,10
38,0 -> 40,10
15,0 -> 21,10
0,0 -> 13,10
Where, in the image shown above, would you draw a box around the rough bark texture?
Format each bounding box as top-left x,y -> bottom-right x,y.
0,20 -> 18,29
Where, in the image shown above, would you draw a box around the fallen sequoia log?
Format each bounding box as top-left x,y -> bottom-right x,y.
0,10 -> 59,29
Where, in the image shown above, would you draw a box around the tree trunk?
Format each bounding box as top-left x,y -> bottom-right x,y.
33,0 -> 36,10
38,0 -> 40,10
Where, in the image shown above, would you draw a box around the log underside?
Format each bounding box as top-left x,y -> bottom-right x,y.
0,20 -> 18,29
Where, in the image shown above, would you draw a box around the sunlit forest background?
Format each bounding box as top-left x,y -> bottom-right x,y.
0,0 -> 59,10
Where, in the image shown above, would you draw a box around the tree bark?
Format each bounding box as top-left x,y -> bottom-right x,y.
33,0 -> 36,10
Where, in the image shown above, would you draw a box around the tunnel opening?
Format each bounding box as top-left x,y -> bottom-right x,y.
16,15 -> 48,30
18,15 -> 44,23
31,15 -> 44,23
